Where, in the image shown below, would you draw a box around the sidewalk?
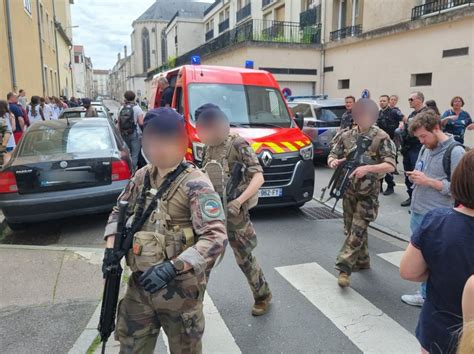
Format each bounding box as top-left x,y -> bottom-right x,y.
0,244 -> 103,354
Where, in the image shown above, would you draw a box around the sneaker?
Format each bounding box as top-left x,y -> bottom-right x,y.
401,198 -> 411,207
252,292 -> 272,316
383,185 -> 395,196
337,272 -> 350,288
401,292 -> 424,307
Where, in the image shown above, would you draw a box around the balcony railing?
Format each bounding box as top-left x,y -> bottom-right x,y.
329,24 -> 362,41
219,18 -> 229,33
205,29 -> 214,41
300,5 -> 321,27
148,20 -> 321,78
236,3 -> 251,23
262,0 -> 274,7
411,0 -> 473,20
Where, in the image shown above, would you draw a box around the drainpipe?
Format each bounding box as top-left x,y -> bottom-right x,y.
52,0 -> 62,95
5,0 -> 17,91
69,45 -> 74,97
319,0 -> 327,95
36,0 -> 46,96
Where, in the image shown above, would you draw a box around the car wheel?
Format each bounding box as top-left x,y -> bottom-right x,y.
6,221 -> 27,231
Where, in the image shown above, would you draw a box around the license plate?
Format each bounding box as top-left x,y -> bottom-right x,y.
258,188 -> 283,198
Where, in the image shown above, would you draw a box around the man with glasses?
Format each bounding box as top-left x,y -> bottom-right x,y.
399,92 -> 428,207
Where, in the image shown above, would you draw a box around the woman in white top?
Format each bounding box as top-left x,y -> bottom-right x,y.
51,96 -> 63,120
27,96 -> 44,124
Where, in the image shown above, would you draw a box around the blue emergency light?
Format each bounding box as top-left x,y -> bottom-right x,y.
191,56 -> 201,65
245,60 -> 254,69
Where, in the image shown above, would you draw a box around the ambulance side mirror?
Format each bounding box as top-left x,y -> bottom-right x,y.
294,112 -> 304,130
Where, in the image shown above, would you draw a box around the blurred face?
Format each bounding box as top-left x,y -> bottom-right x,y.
413,127 -> 439,150
345,98 -> 354,111
379,97 -> 389,109
389,96 -> 398,108
353,105 -> 377,130
408,93 -> 422,109
142,133 -> 187,169
452,98 -> 463,110
9,94 -> 18,103
196,119 -> 230,147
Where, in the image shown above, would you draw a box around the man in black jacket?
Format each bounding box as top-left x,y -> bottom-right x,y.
377,95 -> 404,195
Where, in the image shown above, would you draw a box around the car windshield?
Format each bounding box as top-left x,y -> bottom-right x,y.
18,125 -> 114,157
188,84 -> 292,128
60,110 -> 108,118
315,106 -> 346,122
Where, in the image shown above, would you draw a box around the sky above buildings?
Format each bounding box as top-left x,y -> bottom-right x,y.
71,0 -> 214,70
71,0 -> 156,70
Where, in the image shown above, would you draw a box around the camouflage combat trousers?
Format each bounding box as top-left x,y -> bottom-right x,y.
335,190 -> 379,275
227,208 -> 271,301
115,272 -> 205,354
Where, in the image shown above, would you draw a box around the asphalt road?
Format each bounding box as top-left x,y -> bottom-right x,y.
0,100 -> 423,353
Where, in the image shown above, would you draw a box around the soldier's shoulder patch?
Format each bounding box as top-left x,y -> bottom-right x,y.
197,194 -> 225,222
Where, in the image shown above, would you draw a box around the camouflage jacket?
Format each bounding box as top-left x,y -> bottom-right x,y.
329,125 -> 397,196
202,133 -> 263,207
104,164 -> 228,282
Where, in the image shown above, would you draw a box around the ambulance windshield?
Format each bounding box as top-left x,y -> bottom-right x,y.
188,84 -> 292,128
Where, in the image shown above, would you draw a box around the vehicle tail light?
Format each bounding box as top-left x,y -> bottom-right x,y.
111,160 -> 131,181
0,171 -> 18,194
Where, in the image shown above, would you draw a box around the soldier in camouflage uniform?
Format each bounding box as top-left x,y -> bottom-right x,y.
328,99 -> 396,288
102,108 -> 227,354
194,103 -> 272,316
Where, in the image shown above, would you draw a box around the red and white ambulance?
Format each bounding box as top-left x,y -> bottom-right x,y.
149,61 -> 314,207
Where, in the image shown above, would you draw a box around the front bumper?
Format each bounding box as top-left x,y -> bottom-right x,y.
0,180 -> 128,223
257,159 -> 314,208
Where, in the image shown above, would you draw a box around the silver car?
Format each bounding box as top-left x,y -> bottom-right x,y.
288,96 -> 346,158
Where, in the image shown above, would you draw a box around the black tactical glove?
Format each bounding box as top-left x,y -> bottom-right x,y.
139,261 -> 177,294
102,248 -> 116,278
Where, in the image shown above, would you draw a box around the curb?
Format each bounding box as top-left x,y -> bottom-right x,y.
68,301 -> 102,354
312,197 -> 410,243
69,266 -> 129,354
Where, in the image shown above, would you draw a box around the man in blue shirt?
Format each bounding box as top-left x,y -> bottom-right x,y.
7,92 -> 25,143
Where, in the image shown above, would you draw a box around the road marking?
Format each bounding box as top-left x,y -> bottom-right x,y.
161,292 -> 241,354
276,262 -> 419,354
377,251 -> 404,268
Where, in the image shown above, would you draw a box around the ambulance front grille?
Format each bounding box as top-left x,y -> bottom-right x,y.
259,151 -> 300,188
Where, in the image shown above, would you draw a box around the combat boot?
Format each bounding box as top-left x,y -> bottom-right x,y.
252,292 -> 272,316
352,262 -> 371,272
337,272 -> 350,288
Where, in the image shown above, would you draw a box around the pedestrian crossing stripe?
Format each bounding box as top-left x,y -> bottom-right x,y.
96,253 -> 411,354
377,251 -> 404,268
276,262 -> 419,353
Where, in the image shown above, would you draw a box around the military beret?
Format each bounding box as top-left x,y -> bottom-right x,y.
143,108 -> 186,136
195,103 -> 228,123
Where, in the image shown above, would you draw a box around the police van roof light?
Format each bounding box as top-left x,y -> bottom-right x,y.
191,56 -> 201,65
245,60 -> 254,69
